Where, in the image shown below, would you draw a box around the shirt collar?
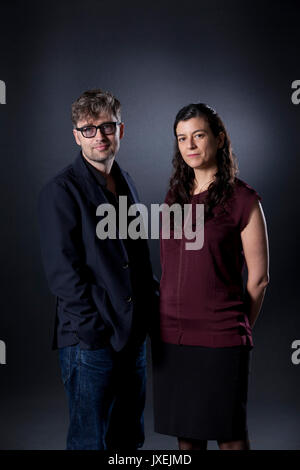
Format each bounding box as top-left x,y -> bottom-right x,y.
81,153 -> 109,188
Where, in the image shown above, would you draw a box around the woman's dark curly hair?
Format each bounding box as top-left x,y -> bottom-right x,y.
168,103 -> 238,220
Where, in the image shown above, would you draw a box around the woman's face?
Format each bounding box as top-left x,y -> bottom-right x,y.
176,116 -> 224,170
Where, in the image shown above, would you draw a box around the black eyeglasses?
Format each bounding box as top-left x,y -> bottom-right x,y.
76,121 -> 121,138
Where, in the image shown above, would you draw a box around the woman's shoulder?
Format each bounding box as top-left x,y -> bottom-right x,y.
230,177 -> 262,231
232,177 -> 262,201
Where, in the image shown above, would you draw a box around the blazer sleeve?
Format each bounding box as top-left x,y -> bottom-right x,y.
38,180 -> 106,345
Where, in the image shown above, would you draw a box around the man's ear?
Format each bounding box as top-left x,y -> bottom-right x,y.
119,122 -> 125,140
73,128 -> 81,146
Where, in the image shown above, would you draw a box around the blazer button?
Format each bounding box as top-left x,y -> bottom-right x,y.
123,263 -> 129,269
126,296 -> 132,303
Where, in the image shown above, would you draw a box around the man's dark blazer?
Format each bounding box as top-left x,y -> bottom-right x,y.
38,152 -> 159,351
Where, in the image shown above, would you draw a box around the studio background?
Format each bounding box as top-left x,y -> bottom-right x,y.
0,0 -> 299,449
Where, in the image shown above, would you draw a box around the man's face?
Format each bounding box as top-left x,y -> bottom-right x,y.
73,112 -> 124,165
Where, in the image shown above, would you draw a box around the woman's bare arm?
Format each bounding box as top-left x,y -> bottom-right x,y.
241,200 -> 270,328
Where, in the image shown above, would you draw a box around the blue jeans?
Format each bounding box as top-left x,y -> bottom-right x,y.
58,341 -> 146,450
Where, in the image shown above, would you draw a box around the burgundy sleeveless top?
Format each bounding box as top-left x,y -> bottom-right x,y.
159,178 -> 262,348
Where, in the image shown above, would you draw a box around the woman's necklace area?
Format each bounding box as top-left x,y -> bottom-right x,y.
194,177 -> 215,195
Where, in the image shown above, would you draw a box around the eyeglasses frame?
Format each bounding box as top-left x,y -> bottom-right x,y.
75,121 -> 122,138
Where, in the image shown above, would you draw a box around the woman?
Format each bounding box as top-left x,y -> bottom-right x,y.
152,103 -> 269,450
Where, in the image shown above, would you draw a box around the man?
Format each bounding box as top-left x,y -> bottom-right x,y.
38,89 -> 158,450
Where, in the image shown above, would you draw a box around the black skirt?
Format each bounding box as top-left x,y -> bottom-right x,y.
152,341 -> 252,442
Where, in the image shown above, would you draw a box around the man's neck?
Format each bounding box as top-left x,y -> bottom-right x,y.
82,152 -> 115,177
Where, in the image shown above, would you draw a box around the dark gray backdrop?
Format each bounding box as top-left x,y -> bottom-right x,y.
0,0 -> 299,449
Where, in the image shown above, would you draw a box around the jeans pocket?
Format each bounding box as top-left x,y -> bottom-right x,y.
59,345 -> 77,385
79,345 -> 113,371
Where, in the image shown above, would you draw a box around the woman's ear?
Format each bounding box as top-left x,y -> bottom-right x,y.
218,131 -> 225,149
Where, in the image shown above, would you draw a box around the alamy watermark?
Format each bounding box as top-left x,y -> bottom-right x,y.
0,80 -> 6,104
291,80 -> 300,105
0,340 -> 6,365
291,340 -> 300,365
108,453 -> 192,466
95,196 -> 204,250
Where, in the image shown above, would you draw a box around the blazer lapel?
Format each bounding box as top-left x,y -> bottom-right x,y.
72,153 -> 128,258
118,167 -> 140,206
72,153 -> 110,207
